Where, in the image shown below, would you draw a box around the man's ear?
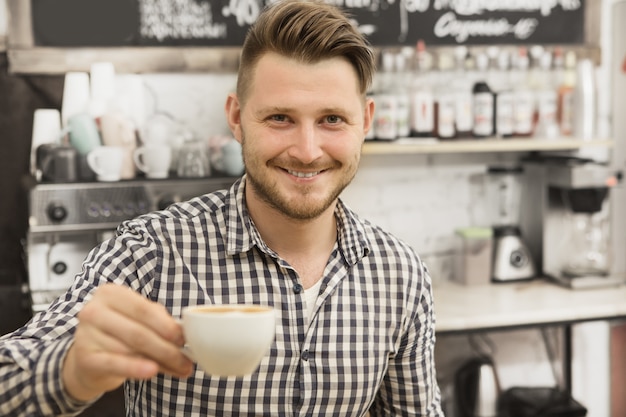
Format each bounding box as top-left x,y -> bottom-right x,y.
225,93 -> 243,143
363,97 -> 375,138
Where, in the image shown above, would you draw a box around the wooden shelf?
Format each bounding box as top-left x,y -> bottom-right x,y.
362,138 -> 613,155
6,47 -> 242,74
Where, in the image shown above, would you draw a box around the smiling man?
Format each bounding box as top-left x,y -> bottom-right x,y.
0,1 -> 443,415
230,53 -> 363,221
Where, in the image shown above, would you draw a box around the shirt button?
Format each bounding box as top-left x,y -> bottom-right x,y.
293,283 -> 303,294
302,349 -> 310,361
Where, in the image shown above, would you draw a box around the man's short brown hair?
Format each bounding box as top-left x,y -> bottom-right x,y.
236,0 -> 375,104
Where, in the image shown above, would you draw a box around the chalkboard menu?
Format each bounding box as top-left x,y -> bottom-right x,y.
32,0 -> 586,47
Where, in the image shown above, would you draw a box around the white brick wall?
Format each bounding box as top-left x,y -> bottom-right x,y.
342,152 -> 520,281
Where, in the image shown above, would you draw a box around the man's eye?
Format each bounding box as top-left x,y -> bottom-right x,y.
325,115 -> 342,124
270,115 -> 287,122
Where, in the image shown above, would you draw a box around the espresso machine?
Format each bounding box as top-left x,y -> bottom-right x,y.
521,156 -> 624,289
26,177 -> 235,312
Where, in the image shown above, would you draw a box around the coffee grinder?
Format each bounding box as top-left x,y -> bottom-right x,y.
521,156 -> 623,289
486,166 -> 536,282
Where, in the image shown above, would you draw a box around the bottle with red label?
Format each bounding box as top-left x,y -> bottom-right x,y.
534,49 -> 560,138
373,51 -> 398,141
410,40 -> 435,138
511,47 -> 535,137
557,50 -> 577,136
452,46 -> 474,138
472,81 -> 495,138
472,53 -> 495,138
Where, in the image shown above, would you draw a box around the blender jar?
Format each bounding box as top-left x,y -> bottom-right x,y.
485,166 -> 523,228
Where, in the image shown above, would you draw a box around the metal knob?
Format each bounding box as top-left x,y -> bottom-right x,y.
52,261 -> 67,275
46,203 -> 68,222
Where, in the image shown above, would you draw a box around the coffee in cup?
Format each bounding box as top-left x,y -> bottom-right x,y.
181,304 -> 275,377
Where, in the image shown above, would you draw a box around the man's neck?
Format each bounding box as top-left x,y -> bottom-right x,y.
248,198 -> 338,259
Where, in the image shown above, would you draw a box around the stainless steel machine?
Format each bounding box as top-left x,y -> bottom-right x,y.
26,178 -> 235,312
521,156 -> 624,289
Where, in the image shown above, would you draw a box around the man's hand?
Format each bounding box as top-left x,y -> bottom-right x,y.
62,283 -> 194,402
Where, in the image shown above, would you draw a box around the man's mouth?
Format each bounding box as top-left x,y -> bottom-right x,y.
287,169 -> 322,178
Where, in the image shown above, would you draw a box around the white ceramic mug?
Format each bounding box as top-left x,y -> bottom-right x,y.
100,111 -> 138,180
87,146 -> 125,182
181,304 -> 276,377
67,113 -> 102,156
31,109 -> 63,176
133,145 -> 172,179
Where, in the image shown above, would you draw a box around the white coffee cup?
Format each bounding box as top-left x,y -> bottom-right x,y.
181,304 -> 276,377
31,109 -> 63,176
87,146 -> 125,182
61,72 -> 91,126
133,145 -> 172,179
90,62 -> 116,104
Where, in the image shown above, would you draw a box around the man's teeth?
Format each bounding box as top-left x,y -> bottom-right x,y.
288,170 -> 320,178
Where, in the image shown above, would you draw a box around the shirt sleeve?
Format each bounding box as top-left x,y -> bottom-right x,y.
369,262 -> 444,416
0,219 -> 160,416
0,296 -> 98,416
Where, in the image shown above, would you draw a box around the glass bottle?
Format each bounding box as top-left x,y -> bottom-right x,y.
558,50 -> 577,136
395,50 -> 413,139
452,46 -> 474,138
493,50 -> 514,138
373,50 -> 398,141
434,52 -> 456,140
410,40 -> 435,138
472,54 -> 494,138
511,47 -> 535,137
472,81 -> 494,138
534,50 -> 559,138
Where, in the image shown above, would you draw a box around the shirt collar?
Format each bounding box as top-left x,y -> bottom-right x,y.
224,176 -> 371,265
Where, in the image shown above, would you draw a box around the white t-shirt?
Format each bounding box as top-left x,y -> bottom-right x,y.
304,279 -> 323,322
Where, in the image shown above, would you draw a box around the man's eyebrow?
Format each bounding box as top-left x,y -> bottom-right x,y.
255,106 -> 350,117
258,106 -> 292,114
319,107 -> 349,114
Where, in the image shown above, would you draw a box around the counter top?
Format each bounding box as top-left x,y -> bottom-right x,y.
433,278 -> 626,334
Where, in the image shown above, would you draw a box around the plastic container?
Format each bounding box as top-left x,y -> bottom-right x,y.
572,59 -> 596,141
454,227 -> 493,286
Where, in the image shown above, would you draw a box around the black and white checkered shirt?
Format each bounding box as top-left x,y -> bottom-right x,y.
0,177 -> 443,416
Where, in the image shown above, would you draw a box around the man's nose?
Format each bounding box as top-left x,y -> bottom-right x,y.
288,124 -> 324,163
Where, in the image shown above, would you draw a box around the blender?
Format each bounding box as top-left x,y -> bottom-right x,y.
486,166 -> 536,282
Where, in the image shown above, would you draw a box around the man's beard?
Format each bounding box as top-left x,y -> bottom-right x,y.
241,133 -> 358,221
